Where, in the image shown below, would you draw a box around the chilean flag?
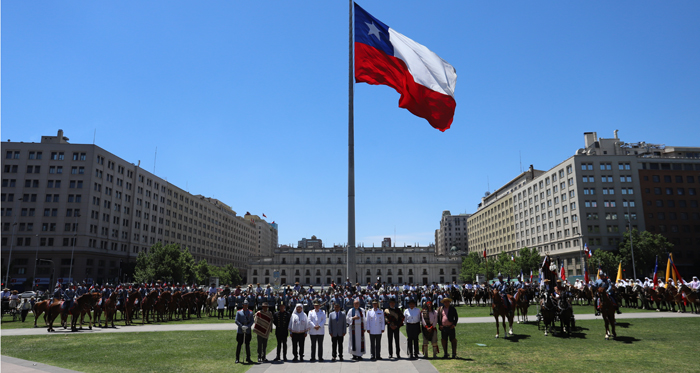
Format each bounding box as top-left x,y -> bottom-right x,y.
584,243 -> 591,258
652,256 -> 658,289
354,3 -> 457,131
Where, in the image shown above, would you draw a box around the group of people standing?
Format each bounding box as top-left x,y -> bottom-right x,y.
232,289 -> 460,364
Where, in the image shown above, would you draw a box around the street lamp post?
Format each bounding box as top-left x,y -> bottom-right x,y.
626,202 -> 637,280
68,213 -> 80,284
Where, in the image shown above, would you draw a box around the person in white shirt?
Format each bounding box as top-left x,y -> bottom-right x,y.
288,304 -> 309,362
217,295 -> 226,319
403,299 -> 421,359
690,276 -> 700,291
366,300 -> 385,360
307,300 -> 326,361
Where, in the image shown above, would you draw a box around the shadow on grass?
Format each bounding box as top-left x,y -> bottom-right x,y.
503,334 -> 530,343
450,357 -> 474,362
615,322 -> 632,328
614,335 -> 641,344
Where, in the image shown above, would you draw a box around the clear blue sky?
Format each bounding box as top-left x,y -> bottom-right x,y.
3,1 -> 699,248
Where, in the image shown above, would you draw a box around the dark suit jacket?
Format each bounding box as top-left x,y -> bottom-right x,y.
328,310 -> 347,337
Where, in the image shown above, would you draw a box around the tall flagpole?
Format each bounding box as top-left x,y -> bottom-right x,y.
347,0 -> 357,284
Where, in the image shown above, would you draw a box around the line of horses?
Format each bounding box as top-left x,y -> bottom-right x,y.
32,289 -> 222,332
465,285 -> 698,341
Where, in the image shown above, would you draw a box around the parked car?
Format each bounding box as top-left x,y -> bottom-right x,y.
19,291 -> 36,299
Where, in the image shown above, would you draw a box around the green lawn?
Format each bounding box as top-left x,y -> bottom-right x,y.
1,310 -> 239,329
427,318 -> 700,373
453,303 -> 657,318
1,330 -> 277,373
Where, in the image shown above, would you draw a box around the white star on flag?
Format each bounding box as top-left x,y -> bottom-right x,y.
365,22 -> 381,41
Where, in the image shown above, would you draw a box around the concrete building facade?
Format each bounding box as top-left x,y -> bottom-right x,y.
1,130 -> 275,287
435,211 -> 471,255
248,245 -> 462,287
467,131 -> 700,278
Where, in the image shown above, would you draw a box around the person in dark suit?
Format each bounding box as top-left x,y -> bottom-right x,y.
328,302 -> 347,361
272,303 -> 291,361
235,301 -> 254,363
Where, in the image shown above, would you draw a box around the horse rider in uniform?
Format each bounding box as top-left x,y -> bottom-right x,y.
593,273 -> 621,316
491,273 -> 511,315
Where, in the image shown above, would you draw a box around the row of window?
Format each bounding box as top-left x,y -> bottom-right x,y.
4,151 -> 88,161
645,187 -> 698,196
581,162 -> 631,171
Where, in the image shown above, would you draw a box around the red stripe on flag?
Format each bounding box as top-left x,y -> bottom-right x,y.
355,42 -> 456,132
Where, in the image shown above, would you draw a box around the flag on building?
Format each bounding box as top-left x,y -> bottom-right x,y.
652,255 -> 659,289
354,3 -> 457,131
616,262 -> 623,282
263,213 -> 267,218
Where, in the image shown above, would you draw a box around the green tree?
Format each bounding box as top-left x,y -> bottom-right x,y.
195,259 -> 211,285
588,249 -> 620,279
178,247 -> 196,284
495,252 -> 518,279
134,250 -> 154,283
518,247 -> 542,274
460,252 -> 483,283
618,229 -> 674,278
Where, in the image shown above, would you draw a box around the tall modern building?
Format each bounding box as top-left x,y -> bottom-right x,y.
1,130 -> 275,287
435,210 -> 472,255
467,131 -> 700,278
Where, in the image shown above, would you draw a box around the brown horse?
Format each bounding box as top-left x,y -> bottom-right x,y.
597,288 -> 616,340
45,293 -> 97,332
169,291 -> 182,321
124,290 -> 142,325
514,288 -> 530,324
141,290 -> 159,324
154,291 -> 172,322
678,285 -> 699,314
103,291 -> 119,328
491,289 -> 514,338
33,298 -> 58,327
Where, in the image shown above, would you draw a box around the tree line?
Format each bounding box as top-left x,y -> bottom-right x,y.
133,243 -> 242,286
460,230 -> 674,283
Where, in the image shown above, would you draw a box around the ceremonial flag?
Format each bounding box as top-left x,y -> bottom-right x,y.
652,256 -> 659,289
511,255 -> 515,262
584,260 -> 589,284
584,243 -> 592,258
529,269 -> 533,283
483,249 -> 487,259
665,254 -> 672,284
354,3 -> 457,131
597,264 -> 603,280
616,262 -> 622,282
669,253 -> 683,284
520,270 -> 524,282
560,264 -> 566,282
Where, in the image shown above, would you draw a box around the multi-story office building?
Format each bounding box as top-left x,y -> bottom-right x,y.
248,245 -> 461,286
435,211 -> 471,255
1,130 -> 274,287
245,213 -> 279,257
467,131 -> 700,277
